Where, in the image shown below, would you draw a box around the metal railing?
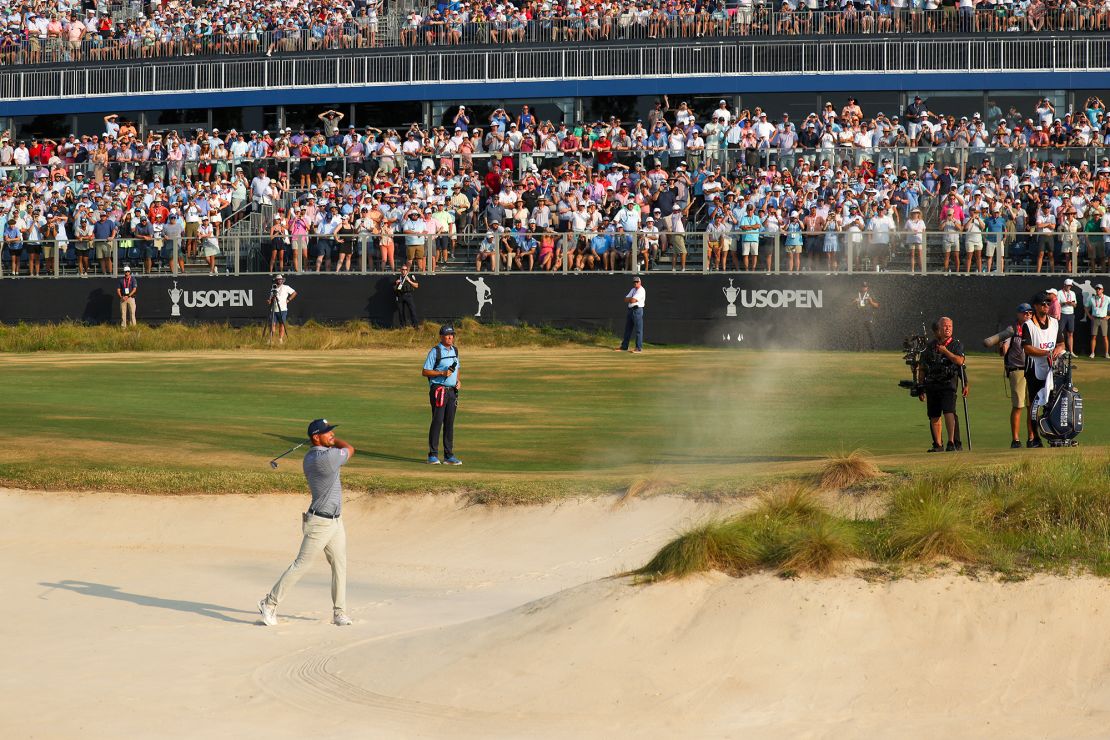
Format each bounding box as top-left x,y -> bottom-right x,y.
3,35 -> 1109,102
1,229 -> 1103,278
4,8 -> 1109,69
5,144 -> 1107,194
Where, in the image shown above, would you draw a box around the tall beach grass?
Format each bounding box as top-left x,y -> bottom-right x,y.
638,453 -> 1110,580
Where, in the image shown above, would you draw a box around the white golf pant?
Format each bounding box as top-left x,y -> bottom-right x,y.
265,514 -> 347,614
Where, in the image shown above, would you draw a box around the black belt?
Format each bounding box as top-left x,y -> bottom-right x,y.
307,509 -> 339,519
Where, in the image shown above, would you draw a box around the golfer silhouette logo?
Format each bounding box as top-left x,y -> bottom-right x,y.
1075,279 -> 1097,321
168,280 -> 182,317
465,276 -> 493,317
723,278 -> 740,317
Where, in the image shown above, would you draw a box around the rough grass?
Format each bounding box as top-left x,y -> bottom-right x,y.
0,318 -> 614,353
819,450 -> 884,490
639,453 -> 1110,581
637,487 -> 857,579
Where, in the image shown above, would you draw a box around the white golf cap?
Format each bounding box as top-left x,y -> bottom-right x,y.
123,265 -> 131,271
1065,278 -> 1074,285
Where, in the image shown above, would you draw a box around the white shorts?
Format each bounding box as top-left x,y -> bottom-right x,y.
983,241 -> 1000,259
943,236 -> 960,253
741,241 -> 759,256
965,238 -> 983,253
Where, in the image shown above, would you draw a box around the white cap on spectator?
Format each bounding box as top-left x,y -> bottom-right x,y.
123,265 -> 131,271
1066,278 -> 1074,285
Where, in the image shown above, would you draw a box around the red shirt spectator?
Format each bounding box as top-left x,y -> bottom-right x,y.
592,135 -> 613,166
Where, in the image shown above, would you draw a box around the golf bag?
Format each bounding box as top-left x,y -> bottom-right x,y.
1035,353 -> 1083,446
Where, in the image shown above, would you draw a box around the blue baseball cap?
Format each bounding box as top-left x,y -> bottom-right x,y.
1017,303 -> 1033,313
439,325 -> 455,336
307,419 -> 337,437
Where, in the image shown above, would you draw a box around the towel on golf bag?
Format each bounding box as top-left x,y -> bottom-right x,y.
1031,370 -> 1055,421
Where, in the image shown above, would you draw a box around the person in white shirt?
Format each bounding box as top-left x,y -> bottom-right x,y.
617,276 -> 646,352
1058,278 -> 1078,353
267,274 -> 297,344
1084,283 -> 1109,359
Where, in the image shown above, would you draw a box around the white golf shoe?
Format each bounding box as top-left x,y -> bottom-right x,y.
333,613 -> 353,626
258,598 -> 277,626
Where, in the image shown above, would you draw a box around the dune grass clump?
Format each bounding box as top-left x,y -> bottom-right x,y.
636,486 -> 857,580
882,476 -> 986,562
636,521 -> 760,580
819,450 -> 884,490
778,517 -> 860,574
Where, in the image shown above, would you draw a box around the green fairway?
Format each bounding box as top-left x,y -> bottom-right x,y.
2,347 -> 1107,501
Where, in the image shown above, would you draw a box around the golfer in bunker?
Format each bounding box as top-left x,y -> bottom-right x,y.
259,419 -> 354,627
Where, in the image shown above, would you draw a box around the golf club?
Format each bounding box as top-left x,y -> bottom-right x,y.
269,441 -> 306,468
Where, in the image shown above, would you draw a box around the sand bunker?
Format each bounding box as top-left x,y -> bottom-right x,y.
5,489 -> 1110,739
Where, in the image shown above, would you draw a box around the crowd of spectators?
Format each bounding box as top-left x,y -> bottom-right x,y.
0,0 -> 381,64
5,95 -> 1110,277
399,0 -> 1110,47
2,0 -> 1108,66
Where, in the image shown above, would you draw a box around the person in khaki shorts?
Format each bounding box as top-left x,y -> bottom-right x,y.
259,419 -> 355,627
665,204 -> 687,272
999,303 -> 1034,449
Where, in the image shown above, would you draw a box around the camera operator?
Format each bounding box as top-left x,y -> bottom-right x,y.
1023,291 -> 1065,449
918,316 -> 968,452
267,274 -> 296,344
394,264 -> 419,328
999,303 -> 1035,449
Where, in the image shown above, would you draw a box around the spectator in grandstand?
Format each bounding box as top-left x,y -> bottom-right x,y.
92,210 -> 117,275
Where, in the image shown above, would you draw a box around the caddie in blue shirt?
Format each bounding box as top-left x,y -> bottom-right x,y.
422,325 -> 462,465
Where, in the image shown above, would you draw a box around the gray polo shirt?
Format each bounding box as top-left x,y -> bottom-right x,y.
303,445 -> 348,516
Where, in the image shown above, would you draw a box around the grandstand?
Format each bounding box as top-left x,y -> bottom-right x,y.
1,1 -> 1109,281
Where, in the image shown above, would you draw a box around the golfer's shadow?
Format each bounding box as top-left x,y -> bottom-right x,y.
361,450 -> 426,464
38,580 -> 311,625
265,433 -> 306,446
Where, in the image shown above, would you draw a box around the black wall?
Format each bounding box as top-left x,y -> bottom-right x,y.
0,273 -> 1091,350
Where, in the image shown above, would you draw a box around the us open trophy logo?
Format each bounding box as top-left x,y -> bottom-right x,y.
465,276 -> 493,317
723,278 -> 740,317
722,278 -> 743,343
168,280 -> 182,317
